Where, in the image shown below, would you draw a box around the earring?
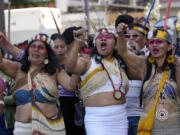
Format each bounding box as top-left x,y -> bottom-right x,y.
148,56 -> 156,63
44,58 -> 49,65
166,54 -> 175,64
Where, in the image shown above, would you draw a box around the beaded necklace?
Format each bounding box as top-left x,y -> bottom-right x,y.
103,58 -> 123,100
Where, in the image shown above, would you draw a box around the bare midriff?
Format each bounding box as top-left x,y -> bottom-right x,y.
143,99 -> 176,114
35,102 -> 58,117
84,92 -> 126,107
15,103 -> 32,123
15,101 -> 58,123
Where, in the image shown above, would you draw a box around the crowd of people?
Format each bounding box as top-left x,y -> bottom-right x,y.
0,12 -> 180,135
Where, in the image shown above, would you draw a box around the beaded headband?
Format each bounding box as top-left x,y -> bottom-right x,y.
95,28 -> 117,38
28,34 -> 54,48
154,30 -> 171,43
133,26 -> 147,35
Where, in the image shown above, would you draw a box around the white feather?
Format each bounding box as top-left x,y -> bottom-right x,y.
167,18 -> 177,43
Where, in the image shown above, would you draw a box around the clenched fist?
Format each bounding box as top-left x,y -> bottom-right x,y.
116,23 -> 128,35
73,27 -> 88,46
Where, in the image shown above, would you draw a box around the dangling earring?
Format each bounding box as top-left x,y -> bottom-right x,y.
148,56 -> 156,63
44,58 -> 49,65
166,54 -> 175,64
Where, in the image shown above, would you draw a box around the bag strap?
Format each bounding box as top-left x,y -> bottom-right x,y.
28,69 -> 62,120
13,69 -> 39,93
32,97 -> 62,120
137,70 -> 168,135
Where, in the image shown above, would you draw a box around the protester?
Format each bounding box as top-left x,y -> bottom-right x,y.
116,23 -> 180,135
0,32 -> 78,135
66,27 -> 129,135
125,23 -> 149,56
51,31 -> 86,135
62,26 -> 83,55
124,23 -> 149,135
0,75 -> 8,135
3,77 -> 15,135
0,46 -> 14,135
115,15 -> 144,135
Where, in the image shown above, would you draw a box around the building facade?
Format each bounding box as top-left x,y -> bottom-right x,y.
159,0 -> 180,17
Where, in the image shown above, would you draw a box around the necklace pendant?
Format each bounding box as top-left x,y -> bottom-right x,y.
156,107 -> 168,121
113,89 -> 122,100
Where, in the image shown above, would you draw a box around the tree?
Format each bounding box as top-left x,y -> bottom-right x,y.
11,0 -> 26,2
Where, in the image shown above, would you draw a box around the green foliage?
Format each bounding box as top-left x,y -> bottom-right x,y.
4,0 -> 55,8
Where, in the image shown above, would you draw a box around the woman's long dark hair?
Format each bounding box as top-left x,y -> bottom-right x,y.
20,40 -> 60,75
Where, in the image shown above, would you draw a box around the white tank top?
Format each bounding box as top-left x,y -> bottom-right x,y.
80,58 -> 126,97
126,80 -> 143,116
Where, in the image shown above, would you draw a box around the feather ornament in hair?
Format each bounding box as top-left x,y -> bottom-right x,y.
144,0 -> 156,27
49,8 -> 61,34
164,0 -> 172,30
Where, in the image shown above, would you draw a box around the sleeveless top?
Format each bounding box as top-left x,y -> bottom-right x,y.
126,80 -> 143,116
79,57 -> 129,101
141,64 -> 180,134
14,89 -> 32,106
143,65 -> 180,109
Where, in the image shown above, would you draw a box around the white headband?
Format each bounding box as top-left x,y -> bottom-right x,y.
28,34 -> 54,48
95,28 -> 118,38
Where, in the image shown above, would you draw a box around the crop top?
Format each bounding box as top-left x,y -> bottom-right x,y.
14,87 -> 57,106
14,89 -> 32,106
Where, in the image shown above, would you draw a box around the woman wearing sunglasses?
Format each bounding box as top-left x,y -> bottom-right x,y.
116,22 -> 180,135
66,27 -> 129,135
125,23 -> 149,56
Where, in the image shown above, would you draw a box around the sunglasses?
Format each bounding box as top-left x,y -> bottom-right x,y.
96,34 -> 115,40
148,39 -> 167,46
124,34 -> 141,39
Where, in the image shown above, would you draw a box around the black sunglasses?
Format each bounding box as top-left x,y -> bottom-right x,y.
124,34 -> 141,39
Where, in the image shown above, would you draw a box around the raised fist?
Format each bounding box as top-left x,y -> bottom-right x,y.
73,28 -> 88,45
116,23 -> 128,35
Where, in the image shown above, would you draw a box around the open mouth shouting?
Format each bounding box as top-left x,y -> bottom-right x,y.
101,42 -> 107,51
152,48 -> 159,55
